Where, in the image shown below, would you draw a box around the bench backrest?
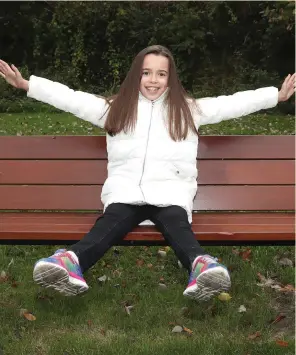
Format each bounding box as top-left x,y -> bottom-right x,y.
0,135 -> 295,212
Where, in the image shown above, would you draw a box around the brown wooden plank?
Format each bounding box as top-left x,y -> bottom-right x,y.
1,212 -> 294,242
0,135 -> 294,159
0,160 -> 108,184
2,212 -> 293,224
0,185 -> 294,211
198,135 -> 295,159
1,160 -> 294,185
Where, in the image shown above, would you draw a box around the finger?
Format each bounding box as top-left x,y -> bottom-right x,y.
11,64 -> 21,76
287,74 -> 296,87
284,74 -> 291,83
0,60 -> 12,72
0,72 -> 5,79
0,62 -> 6,74
0,60 -> 12,75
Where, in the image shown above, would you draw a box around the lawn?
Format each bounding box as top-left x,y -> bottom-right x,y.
0,111 -> 295,355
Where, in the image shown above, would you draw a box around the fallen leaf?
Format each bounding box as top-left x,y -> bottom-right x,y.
157,250 -> 167,258
257,272 -> 265,282
158,283 -> 167,291
87,320 -> 92,328
278,258 -> 293,267
275,340 -> 288,347
112,269 -> 121,277
238,305 -> 247,313
164,246 -> 171,252
172,325 -> 183,333
0,271 -> 8,282
136,259 -> 144,267
100,328 -> 106,336
147,263 -> 153,269
240,248 -> 252,261
270,314 -> 286,325
248,331 -> 261,340
183,326 -> 193,335
232,248 -> 240,255
23,312 -> 36,321
218,292 -> 232,301
125,305 -> 134,316
256,273 -> 279,288
97,275 -> 107,283
278,284 -> 295,293
232,248 -> 251,261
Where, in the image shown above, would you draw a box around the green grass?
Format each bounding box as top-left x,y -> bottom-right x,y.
0,111 -> 295,355
0,111 -> 294,135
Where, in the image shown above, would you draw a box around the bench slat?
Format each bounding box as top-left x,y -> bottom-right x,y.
0,135 -> 294,159
1,160 -> 294,185
1,212 -> 293,224
1,213 -> 294,242
0,185 -> 294,210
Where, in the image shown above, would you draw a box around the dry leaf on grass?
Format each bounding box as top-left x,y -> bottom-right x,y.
232,248 -> 251,261
218,292 -> 232,301
124,305 -> 134,316
172,325 -> 183,333
171,325 -> 193,335
275,340 -> 289,347
100,328 -> 106,336
136,259 -> 144,267
158,283 -> 168,291
257,273 -> 295,293
278,258 -> 293,267
0,271 -> 8,282
270,314 -> 286,325
97,275 -> 107,283
183,326 -> 193,335
20,309 -> 36,321
248,331 -> 261,340
238,305 -> 247,313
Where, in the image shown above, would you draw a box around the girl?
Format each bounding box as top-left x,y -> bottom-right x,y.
0,45 -> 295,301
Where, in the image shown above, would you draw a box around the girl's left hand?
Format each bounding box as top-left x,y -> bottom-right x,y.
278,73 -> 295,102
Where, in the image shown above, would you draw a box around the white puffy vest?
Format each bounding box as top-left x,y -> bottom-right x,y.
28,76 -> 278,222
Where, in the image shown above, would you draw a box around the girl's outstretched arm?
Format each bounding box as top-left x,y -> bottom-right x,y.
196,73 -> 295,127
0,60 -> 108,129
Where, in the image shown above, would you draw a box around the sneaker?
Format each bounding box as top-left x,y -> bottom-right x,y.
33,249 -> 89,296
183,255 -> 231,301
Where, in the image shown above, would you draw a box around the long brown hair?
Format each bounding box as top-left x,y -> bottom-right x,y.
104,45 -> 200,141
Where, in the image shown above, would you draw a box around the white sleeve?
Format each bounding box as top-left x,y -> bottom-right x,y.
196,86 -> 278,127
27,75 -> 109,129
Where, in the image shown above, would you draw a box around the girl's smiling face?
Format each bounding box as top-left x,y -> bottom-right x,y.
140,54 -> 169,100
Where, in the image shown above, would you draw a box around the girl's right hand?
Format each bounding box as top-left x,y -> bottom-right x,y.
0,60 -> 28,91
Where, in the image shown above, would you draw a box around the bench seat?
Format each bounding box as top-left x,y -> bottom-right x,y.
0,135 -> 294,245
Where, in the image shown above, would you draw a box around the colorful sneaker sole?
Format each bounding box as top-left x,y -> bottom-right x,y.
33,261 -> 89,296
183,266 -> 231,301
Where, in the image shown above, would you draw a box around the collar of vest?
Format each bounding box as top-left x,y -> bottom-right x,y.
138,87 -> 169,104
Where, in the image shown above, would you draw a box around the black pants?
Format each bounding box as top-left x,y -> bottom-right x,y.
71,203 -> 206,273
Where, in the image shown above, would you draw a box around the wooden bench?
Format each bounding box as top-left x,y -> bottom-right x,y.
0,135 -> 295,246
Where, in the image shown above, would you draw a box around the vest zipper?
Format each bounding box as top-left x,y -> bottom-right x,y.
139,101 -> 154,199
